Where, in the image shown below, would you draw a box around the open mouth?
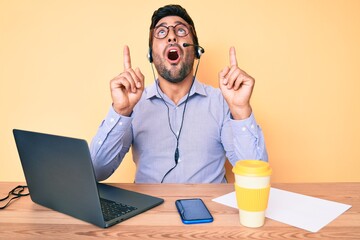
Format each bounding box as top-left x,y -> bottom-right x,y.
165,46 -> 181,64
168,49 -> 179,61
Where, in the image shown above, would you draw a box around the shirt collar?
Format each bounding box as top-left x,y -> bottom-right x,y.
146,78 -> 207,100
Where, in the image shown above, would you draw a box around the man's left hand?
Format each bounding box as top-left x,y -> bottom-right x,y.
219,47 -> 254,120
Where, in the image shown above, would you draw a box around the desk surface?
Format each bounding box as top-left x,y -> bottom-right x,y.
0,182 -> 359,239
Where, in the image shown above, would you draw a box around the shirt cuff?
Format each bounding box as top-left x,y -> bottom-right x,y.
230,112 -> 259,136
103,106 -> 133,132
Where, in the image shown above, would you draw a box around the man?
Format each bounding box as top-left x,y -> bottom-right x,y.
90,4 -> 268,183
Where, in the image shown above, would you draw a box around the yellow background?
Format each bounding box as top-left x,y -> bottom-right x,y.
1,0 -> 359,183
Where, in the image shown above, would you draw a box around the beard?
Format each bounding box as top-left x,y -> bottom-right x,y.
153,53 -> 193,83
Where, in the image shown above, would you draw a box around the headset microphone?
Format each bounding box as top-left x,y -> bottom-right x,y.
183,43 -> 205,58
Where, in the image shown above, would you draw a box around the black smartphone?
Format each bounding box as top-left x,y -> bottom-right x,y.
175,198 -> 214,224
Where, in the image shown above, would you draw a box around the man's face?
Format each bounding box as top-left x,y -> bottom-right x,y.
151,16 -> 195,83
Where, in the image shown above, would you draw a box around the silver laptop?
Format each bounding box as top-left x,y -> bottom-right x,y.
13,129 -> 164,228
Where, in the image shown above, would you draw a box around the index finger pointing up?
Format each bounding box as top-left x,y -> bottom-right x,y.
123,45 -> 132,70
229,46 -> 238,66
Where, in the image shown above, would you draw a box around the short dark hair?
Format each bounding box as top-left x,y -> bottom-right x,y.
149,4 -> 199,49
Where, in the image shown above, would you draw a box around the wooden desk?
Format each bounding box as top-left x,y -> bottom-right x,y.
0,182 -> 359,239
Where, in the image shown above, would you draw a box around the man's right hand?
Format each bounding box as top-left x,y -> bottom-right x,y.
110,45 -> 145,116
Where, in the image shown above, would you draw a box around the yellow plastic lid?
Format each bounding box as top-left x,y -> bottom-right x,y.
232,160 -> 272,177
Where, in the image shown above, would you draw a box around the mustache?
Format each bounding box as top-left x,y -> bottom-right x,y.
164,43 -> 183,53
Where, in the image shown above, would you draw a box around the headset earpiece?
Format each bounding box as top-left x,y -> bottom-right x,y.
147,48 -> 153,63
195,46 -> 204,59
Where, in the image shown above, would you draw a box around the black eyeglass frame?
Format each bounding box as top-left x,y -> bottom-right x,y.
0,185 -> 30,210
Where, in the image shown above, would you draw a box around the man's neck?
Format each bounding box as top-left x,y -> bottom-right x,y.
158,75 -> 194,105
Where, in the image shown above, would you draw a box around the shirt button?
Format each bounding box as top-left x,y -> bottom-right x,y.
242,127 -> 246,132
110,118 -> 115,123
251,124 -> 255,129
118,122 -> 123,126
98,140 -> 103,145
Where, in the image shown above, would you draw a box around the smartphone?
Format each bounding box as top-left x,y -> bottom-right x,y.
175,198 -> 214,224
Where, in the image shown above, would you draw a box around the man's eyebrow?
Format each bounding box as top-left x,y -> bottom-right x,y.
155,21 -> 186,28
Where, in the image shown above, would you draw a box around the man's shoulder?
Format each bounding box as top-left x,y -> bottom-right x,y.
197,81 -> 223,98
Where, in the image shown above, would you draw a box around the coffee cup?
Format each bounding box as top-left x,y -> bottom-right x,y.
232,160 -> 272,228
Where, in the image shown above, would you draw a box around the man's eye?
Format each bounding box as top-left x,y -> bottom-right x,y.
156,28 -> 167,37
177,28 -> 186,34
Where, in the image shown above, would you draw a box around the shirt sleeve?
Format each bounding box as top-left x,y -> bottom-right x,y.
227,112 -> 268,166
90,106 -> 133,181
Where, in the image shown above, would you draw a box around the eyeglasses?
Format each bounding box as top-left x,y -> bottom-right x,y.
0,185 -> 29,210
153,23 -> 190,39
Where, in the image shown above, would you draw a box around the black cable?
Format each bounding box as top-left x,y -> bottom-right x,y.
151,59 -> 201,183
0,185 -> 29,210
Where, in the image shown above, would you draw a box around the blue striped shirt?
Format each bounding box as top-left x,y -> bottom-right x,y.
90,79 -> 268,183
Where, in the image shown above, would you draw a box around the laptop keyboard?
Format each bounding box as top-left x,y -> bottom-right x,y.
100,198 -> 137,222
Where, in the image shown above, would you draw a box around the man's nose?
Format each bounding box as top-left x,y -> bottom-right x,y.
167,27 -> 177,43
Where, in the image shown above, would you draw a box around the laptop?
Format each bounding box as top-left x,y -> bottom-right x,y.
13,129 -> 164,228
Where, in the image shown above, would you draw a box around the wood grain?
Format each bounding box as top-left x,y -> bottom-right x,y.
0,182 -> 359,239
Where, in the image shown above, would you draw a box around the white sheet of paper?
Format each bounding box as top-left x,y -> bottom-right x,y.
212,187 -> 351,232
